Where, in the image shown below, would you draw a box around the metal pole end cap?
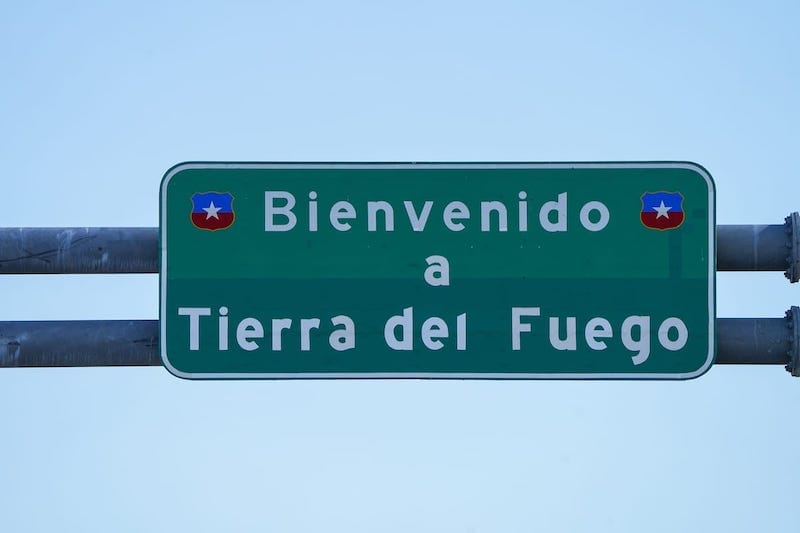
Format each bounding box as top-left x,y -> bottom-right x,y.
786,306 -> 800,376
785,213 -> 800,283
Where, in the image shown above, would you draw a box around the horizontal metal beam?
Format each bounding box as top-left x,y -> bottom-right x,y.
0,228 -> 157,274
1,219 -> 797,275
716,317 -> 791,365
716,221 -> 795,277
0,320 -> 159,367
0,318 -> 793,369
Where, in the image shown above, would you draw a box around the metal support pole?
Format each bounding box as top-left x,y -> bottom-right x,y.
716,316 -> 791,365
1,215 -> 799,276
0,320 -> 159,367
0,316 -> 796,369
716,224 -> 791,274
715,213 -> 800,281
0,227 -> 157,274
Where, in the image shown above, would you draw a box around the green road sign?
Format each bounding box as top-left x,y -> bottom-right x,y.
160,162 -> 715,380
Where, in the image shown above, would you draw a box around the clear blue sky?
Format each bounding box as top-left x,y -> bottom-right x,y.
1,1 -> 799,531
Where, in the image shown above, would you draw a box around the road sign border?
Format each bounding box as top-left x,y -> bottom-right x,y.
159,161 -> 716,380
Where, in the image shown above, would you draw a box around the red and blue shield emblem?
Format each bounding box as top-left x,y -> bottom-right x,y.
641,192 -> 684,230
191,192 -> 235,231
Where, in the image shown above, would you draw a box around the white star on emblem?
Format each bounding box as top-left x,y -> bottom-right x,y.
653,200 -> 672,219
203,201 -> 222,220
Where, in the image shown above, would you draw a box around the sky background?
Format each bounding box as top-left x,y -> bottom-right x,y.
1,1 -> 799,531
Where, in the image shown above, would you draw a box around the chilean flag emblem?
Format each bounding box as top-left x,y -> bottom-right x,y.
190,192 -> 235,231
641,191 -> 684,231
